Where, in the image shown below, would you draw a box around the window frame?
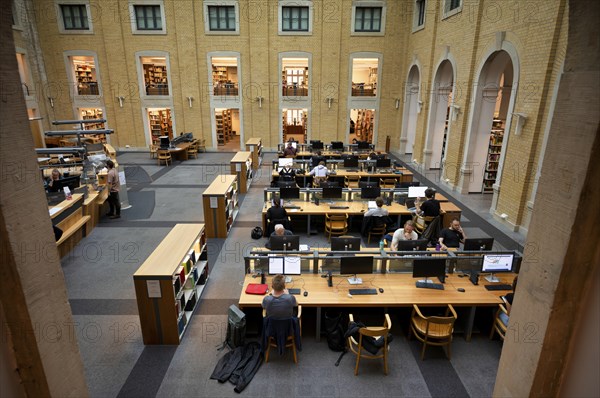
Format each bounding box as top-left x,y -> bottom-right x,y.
441,0 -> 462,20
133,4 -> 163,31
136,51 -> 173,100
412,0 -> 426,32
278,1 -> 313,36
56,1 -> 93,34
63,51 -> 104,100
351,1 -> 386,36
128,1 -> 166,35
203,1 -> 240,35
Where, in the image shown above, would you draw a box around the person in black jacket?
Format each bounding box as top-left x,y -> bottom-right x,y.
266,196 -> 287,222
415,188 -> 441,217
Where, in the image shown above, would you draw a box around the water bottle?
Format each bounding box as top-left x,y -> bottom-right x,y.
379,240 -> 384,250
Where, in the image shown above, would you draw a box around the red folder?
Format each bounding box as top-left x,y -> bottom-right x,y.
245,283 -> 268,295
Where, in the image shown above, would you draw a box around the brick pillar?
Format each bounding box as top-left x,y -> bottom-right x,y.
0,3 -> 88,397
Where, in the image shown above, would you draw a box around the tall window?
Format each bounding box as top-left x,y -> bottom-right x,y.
354,7 -> 382,32
282,6 -> 309,31
60,4 -> 89,30
414,0 -> 426,29
208,6 -> 236,31
134,5 -> 162,30
446,0 -> 461,12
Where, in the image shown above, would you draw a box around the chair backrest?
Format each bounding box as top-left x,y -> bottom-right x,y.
327,213 -> 347,222
416,305 -> 457,335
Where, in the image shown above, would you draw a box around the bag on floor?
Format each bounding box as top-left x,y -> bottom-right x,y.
224,305 -> 246,350
324,311 -> 346,352
251,226 -> 263,239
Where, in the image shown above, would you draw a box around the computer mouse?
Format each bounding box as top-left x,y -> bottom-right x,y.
457,288 -> 466,292
379,288 -> 384,293
303,291 -> 308,297
360,209 -> 365,212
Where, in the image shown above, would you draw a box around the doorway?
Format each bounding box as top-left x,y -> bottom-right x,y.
425,60 -> 454,169
401,65 -> 420,154
282,109 -> 307,143
350,109 -> 375,144
215,108 -> 240,150
146,108 -> 172,145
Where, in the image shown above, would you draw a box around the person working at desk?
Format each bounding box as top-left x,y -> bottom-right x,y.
265,224 -> 294,249
46,168 -> 62,192
438,218 -> 466,250
279,164 -> 296,181
415,188 -> 441,217
311,151 -> 325,167
308,161 -> 329,187
106,159 -> 121,219
266,196 -> 288,221
388,220 -> 419,250
262,274 -> 297,318
283,142 -> 297,157
364,197 -> 389,217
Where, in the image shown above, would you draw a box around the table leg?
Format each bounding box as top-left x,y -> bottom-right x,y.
316,307 -> 321,342
466,306 -> 476,341
307,214 -> 311,235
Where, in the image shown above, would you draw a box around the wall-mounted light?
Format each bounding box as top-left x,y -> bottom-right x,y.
394,98 -> 400,110
187,96 -> 194,108
326,97 -> 334,110
512,113 -> 528,136
255,96 -> 263,108
48,97 -> 55,108
116,96 -> 125,108
450,104 -> 461,121
417,100 -> 423,114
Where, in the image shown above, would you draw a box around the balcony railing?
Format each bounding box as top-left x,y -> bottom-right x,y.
282,84 -> 308,97
77,82 -> 99,95
146,84 -> 169,96
213,83 -> 239,96
351,83 -> 376,97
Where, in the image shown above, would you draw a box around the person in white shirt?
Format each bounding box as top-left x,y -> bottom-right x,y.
308,161 -> 329,186
389,220 -> 419,250
364,197 -> 389,217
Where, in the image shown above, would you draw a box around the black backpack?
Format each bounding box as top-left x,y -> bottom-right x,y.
219,305 -> 246,350
324,312 -> 346,352
251,227 -> 263,239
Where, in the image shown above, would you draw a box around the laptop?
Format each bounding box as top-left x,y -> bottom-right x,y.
368,201 -> 377,209
405,198 -> 416,212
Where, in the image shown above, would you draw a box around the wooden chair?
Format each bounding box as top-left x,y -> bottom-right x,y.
413,215 -> 435,235
187,142 -> 198,159
263,306 -> 302,364
409,304 -> 457,360
379,178 -> 396,189
149,144 -> 158,159
345,175 -> 360,188
197,138 -> 206,153
347,313 -> 392,375
367,217 -> 387,244
157,149 -> 172,166
490,296 -> 510,340
324,213 -> 348,241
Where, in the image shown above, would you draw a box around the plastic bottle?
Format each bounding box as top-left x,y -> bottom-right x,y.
379,240 -> 384,250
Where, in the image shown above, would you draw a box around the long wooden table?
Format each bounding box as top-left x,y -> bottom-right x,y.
239,272 -> 512,341
272,168 -> 414,183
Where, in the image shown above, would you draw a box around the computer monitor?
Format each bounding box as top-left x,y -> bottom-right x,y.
311,141 -> 324,150
330,141 -> 344,150
279,187 -> 300,200
481,254 -> 514,282
277,180 -> 296,188
268,256 -> 302,277
399,181 -> 420,188
278,157 -> 294,167
395,239 -> 429,251
463,238 -> 494,251
50,175 -> 81,193
376,158 -> 391,168
408,186 -> 428,198
46,191 -> 65,206
331,237 -> 361,251
159,136 -> 170,149
269,235 -> 300,251
343,156 -> 359,168
268,257 -> 284,274
322,187 -> 343,200
361,186 -> 381,199
359,181 -> 378,188
357,141 -> 370,150
340,256 -> 373,285
413,258 -> 447,286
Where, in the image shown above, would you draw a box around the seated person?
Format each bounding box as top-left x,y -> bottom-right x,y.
262,274 -> 297,318
387,220 -> 419,250
367,152 -> 381,161
46,169 -> 62,192
282,142 -> 297,157
364,196 -> 389,217
266,195 -> 288,222
311,151 -> 325,167
438,218 -> 466,250
308,161 -> 329,186
279,164 -> 296,181
265,224 -> 293,249
499,276 -> 518,325
415,188 -> 441,217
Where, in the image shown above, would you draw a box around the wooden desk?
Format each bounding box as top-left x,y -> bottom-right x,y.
167,142 -> 192,161
239,273 -> 511,341
440,202 -> 462,227
295,150 -> 374,159
273,169 -> 413,183
50,194 -> 91,258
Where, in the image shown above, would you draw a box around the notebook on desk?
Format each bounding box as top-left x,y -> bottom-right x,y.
368,201 -> 377,209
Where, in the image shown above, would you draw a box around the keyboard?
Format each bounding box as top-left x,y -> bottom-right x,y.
415,281 -> 445,290
285,205 -> 300,209
347,169 -> 359,173
349,288 -> 378,295
485,284 -> 512,291
288,288 -> 301,295
330,206 -> 349,209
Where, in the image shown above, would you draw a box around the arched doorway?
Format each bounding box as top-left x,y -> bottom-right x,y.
463,51 -> 514,193
400,65 -> 420,154
424,60 -> 454,169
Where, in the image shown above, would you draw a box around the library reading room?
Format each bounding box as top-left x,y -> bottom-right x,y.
2,1 -> 599,397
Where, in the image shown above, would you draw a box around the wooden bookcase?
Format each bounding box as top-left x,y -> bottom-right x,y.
133,224 -> 209,345
230,151 -> 252,193
75,63 -> 98,95
245,138 -> 262,170
143,64 -> 169,95
149,110 -> 172,144
483,119 -> 504,193
216,110 -> 233,146
203,175 -> 239,238
354,110 -> 374,143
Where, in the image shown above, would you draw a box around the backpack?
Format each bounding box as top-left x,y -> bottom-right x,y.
324,312 -> 346,352
220,305 -> 246,350
251,227 -> 263,239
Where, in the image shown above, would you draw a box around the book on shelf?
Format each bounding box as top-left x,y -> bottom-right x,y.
177,266 -> 185,284
184,290 -> 197,311
173,277 -> 181,296
177,313 -> 187,335
198,265 -> 208,285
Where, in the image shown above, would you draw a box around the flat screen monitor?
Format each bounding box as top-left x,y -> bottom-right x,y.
376,158 -> 391,168
343,156 -> 359,168
277,180 -> 296,188
283,256 -> 301,275
331,237 -> 361,251
463,238 -> 494,251
49,175 -> 80,193
361,186 -> 381,199
278,157 -> 293,167
340,256 -> 373,282
357,141 -> 370,150
311,141 -> 324,150
395,239 -> 429,251
279,187 -> 300,200
408,186 -> 428,198
413,258 -> 447,280
482,254 -> 513,273
359,181 -> 378,188
330,141 -> 344,150
159,136 -> 170,149
512,254 -> 523,274
399,181 -> 420,188
322,187 -> 343,199
269,235 -> 300,251
268,257 -> 284,274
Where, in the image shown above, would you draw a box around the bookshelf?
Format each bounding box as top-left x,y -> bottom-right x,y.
354,110 -> 374,143
282,67 -> 308,96
80,109 -> 105,131
203,175 -> 239,238
483,118 -> 504,193
133,224 -> 209,345
75,63 -> 98,95
245,138 -> 263,170
149,110 -> 172,144
212,66 -> 239,96
143,64 -> 169,95
216,110 -> 234,146
230,151 -> 252,193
